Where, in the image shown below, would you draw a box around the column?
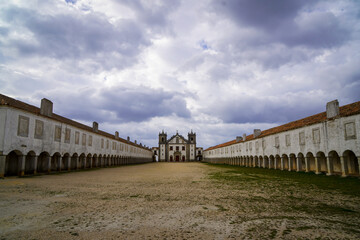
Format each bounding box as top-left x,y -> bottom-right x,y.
58,156 -> 62,172
0,155 -> 6,178
305,157 -> 310,172
19,155 -> 25,176
288,158 -> 292,171
280,157 -> 284,170
340,156 -> 348,177
67,157 -> 71,171
268,159 -> 271,169
314,157 -> 320,174
326,156 -> 333,176
274,158 -> 277,170
47,156 -> 51,173
296,157 -> 301,172
34,156 -> 38,174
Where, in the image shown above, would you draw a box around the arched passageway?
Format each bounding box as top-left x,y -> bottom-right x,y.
71,153 -> 78,170
282,154 -> 289,170
62,153 -> 70,171
264,156 -> 269,168
51,153 -> 61,171
297,153 -> 306,172
289,154 -> 296,171
86,154 -> 92,168
329,151 -> 341,175
25,151 -> 36,175
343,150 -> 359,176
37,152 -> 50,173
316,152 -> 327,173
306,152 -> 316,172
275,155 -> 281,169
269,155 -> 275,169
5,151 -> 21,176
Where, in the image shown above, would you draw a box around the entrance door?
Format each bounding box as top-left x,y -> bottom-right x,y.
175,155 -> 180,162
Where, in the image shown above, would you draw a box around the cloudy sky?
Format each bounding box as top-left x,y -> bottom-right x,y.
1,0 -> 359,149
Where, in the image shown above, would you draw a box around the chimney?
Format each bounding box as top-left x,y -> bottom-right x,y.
135,140 -> 137,144
236,136 -> 243,143
326,100 -> 339,119
115,131 -> 119,139
242,133 -> 246,141
40,98 -> 53,117
93,122 -> 98,132
127,136 -> 130,142
254,129 -> 261,138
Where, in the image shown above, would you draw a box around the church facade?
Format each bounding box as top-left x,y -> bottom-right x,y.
158,131 -> 197,162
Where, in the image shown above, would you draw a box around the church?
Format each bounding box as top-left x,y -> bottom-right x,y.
158,130 -> 198,162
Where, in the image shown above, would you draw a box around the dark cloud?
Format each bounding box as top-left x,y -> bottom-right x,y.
99,86 -> 191,122
213,0 -> 350,49
0,5 -> 150,70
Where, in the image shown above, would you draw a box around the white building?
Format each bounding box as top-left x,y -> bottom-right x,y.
0,94 -> 153,177
203,100 -> 360,177
158,130 -> 197,162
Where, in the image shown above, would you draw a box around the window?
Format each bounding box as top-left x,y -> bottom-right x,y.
65,128 -> 71,143
101,138 -> 104,148
170,146 -> 173,150
17,115 -> 29,137
54,126 -> 61,142
75,131 -> 80,144
275,136 -> 280,147
285,134 -> 291,146
88,135 -> 92,146
182,146 -> 185,151
313,128 -> 321,143
82,133 -> 86,146
299,132 -> 305,145
34,120 -> 44,139
176,146 -> 179,151
106,140 -> 109,149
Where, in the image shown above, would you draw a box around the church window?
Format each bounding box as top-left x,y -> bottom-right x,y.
182,146 -> 185,150
176,146 -> 179,151
170,146 -> 173,150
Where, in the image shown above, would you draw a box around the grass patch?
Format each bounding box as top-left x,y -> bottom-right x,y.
206,163 -> 360,197
215,204 -> 228,211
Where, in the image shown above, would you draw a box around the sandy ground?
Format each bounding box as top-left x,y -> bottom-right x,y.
0,162 -> 359,239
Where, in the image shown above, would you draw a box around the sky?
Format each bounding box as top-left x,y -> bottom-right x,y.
1,0 -> 360,149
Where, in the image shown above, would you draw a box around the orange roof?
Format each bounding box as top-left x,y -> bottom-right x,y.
0,93 -> 150,151
205,100 -> 360,151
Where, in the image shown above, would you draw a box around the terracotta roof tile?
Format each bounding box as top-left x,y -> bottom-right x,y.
0,93 -> 150,151
205,100 -> 360,151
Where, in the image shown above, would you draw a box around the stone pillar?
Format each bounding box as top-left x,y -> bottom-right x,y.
19,155 -> 25,176
34,156 -> 38,174
296,157 -> 301,172
314,157 -> 320,174
274,158 -> 278,170
305,157 -> 310,172
0,155 -> 6,178
58,156 -> 62,171
268,159 -> 271,169
67,157 -> 71,171
280,157 -> 284,170
288,158 -> 292,171
340,156 -> 348,177
326,156 -> 333,176
47,156 -> 51,173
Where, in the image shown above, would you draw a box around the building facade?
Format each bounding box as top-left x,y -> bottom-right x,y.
158,131 -> 197,162
0,94 -> 153,177
203,100 -> 360,177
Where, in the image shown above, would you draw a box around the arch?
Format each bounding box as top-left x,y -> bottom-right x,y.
259,156 -> 263,168
343,150 -> 359,176
70,153 -> 78,170
5,150 -> 22,176
329,151 -> 341,175
250,156 -> 254,167
289,154 -> 296,171
92,154 -> 98,168
269,155 -> 275,169
275,155 -> 281,169
263,156 -> 269,168
25,151 -> 36,175
98,154 -> 103,167
86,154 -> 92,168
254,156 -> 259,167
297,153 -> 306,172
306,152 -> 316,173
79,153 -> 86,169
51,152 -> 61,171
62,153 -> 70,171
37,152 -> 50,173
316,151 -> 327,173
282,154 -> 289,170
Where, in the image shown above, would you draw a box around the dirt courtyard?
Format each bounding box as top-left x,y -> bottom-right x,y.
1,162 -> 360,239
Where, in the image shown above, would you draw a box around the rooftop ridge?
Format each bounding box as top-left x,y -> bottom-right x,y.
0,93 -> 149,150
205,100 -> 360,151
